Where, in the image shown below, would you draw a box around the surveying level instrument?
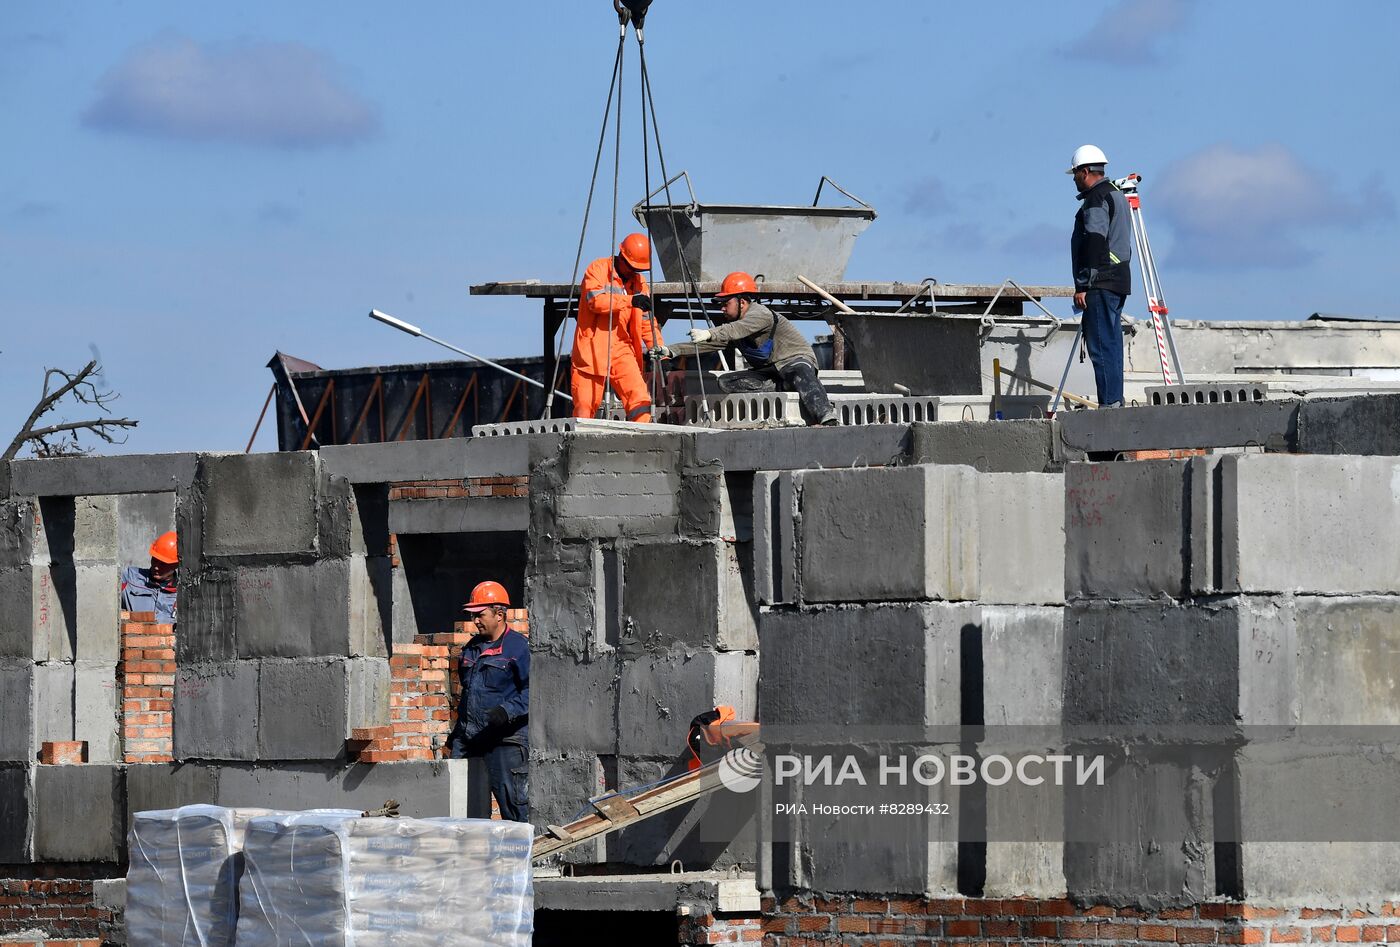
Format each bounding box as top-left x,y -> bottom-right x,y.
1113,173 -> 1184,386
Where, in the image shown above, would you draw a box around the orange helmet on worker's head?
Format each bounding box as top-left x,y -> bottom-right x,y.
463,580 -> 510,613
149,531 -> 179,565
714,271 -> 757,301
618,233 -> 651,271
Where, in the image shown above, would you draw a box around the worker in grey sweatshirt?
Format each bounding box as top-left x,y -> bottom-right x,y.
672,271 -> 836,426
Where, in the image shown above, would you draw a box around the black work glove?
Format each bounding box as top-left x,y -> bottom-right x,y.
487,705 -> 510,728
631,293 -> 653,312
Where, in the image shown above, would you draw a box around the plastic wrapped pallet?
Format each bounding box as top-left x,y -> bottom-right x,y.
125,805 -> 280,946
236,812 -> 534,946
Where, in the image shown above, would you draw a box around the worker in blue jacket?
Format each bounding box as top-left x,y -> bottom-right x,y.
448,580 -> 530,822
120,531 -> 179,624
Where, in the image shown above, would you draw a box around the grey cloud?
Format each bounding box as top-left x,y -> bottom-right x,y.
904,177 -> 954,216
1062,0 -> 1192,66
12,201 -> 59,220
83,34 -> 378,148
257,201 -> 300,225
1154,143 -> 1390,270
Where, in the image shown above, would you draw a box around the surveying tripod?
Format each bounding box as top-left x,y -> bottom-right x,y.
1050,172 -> 1185,413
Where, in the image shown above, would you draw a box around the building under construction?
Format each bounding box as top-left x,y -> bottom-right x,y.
8,5 -> 1400,946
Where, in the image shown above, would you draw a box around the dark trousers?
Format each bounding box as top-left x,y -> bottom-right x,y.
718,360 -> 833,424
1081,289 -> 1126,406
467,743 -> 530,823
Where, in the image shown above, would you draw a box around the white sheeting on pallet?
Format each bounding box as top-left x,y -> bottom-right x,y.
234,812 -> 534,947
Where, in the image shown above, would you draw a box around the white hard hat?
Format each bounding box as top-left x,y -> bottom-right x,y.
1066,144 -> 1108,173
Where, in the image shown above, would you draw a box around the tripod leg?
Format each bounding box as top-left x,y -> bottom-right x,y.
1050,322 -> 1085,415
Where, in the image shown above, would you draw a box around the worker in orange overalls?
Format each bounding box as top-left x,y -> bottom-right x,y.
571,233 -> 663,422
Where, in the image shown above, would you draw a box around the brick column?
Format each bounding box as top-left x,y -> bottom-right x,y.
349,642 -> 452,762
118,611 -> 174,763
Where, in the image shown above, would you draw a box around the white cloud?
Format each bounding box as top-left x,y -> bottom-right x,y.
1063,0 -> 1192,66
1153,143 -> 1387,270
83,34 -> 377,148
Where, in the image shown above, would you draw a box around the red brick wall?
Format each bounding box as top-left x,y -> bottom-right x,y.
0,875 -> 121,946
761,895 -> 1400,945
388,477 -> 529,500
118,612 -> 174,764
680,911 -> 765,944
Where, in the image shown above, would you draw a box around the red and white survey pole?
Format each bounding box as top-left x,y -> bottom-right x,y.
1113,173 -> 1184,385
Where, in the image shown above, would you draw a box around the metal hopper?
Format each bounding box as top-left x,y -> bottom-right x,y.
632,174 -> 877,283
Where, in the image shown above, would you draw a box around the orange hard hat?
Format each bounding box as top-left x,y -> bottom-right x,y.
463,580 -> 510,612
714,271 -> 757,300
149,531 -> 179,565
618,233 -> 651,271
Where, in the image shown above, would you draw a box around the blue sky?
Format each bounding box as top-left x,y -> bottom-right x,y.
3,0 -> 1397,453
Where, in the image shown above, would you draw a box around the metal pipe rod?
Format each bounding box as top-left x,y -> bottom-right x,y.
368,310 -> 573,402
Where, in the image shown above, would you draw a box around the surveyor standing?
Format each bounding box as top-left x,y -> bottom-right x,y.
571,232 -> 663,422
448,581 -> 530,823
120,531 -> 178,624
1067,144 -> 1133,407
676,271 -> 835,425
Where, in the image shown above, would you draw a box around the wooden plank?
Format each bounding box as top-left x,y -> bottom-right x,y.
592,794 -> 641,822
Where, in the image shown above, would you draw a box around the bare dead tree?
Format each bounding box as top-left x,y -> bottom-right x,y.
3,360 -> 139,461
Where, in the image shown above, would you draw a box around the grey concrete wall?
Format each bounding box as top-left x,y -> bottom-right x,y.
621,539 -> 757,652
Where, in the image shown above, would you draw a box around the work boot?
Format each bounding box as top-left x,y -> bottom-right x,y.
816,410 -> 838,427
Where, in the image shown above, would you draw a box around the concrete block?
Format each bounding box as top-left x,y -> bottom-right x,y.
1065,460 -> 1190,600
213,759 -> 473,817
1057,400 -> 1297,456
799,465 -> 980,603
976,472 -> 1064,605
619,650 -> 757,758
388,495 -> 528,534
319,435 -> 530,483
74,662 -> 120,764
75,560 -> 120,661
347,657 -> 390,732
772,745 -> 959,896
529,750 -> 607,865
982,747 -> 1067,898
178,567 -> 238,662
1064,748 -> 1218,909
1235,739 -> 1400,904
0,765 -> 31,861
607,755 -> 756,869
1296,393 -> 1400,456
0,662 -> 33,760
1208,454 -> 1400,595
691,425 -> 912,473
33,662 -> 75,749
526,540 -> 606,657
530,432 -> 684,540
1064,600 -> 1242,728
116,492 -> 176,564
0,563 -> 76,661
72,495 -> 118,561
910,419 -> 1058,473
981,606 -> 1063,727
198,451 -> 321,557
622,540 -> 758,652
33,763 -> 123,861
530,653 -> 617,755
231,558 -> 387,659
0,498 -> 37,569
1293,596 -> 1400,726
256,658 -> 349,760
125,761 -> 222,819
10,452 -> 197,497
677,464 -> 744,542
759,604 -> 969,741
174,661 -> 260,761
752,471 -> 798,605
